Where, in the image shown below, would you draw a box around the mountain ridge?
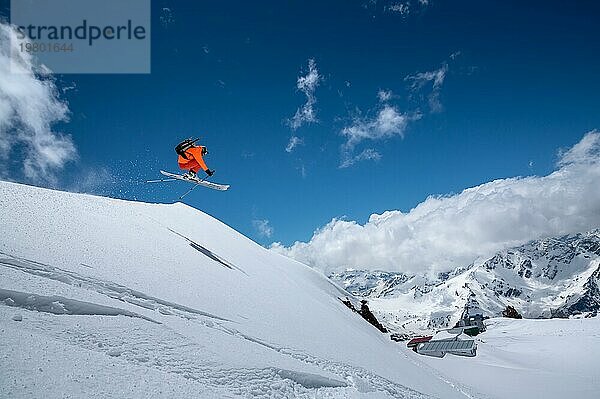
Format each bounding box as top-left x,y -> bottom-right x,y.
330,230 -> 600,334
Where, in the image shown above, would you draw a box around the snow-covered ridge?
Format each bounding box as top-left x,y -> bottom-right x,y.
330,230 -> 600,334
0,181 -> 467,398
328,269 -> 412,298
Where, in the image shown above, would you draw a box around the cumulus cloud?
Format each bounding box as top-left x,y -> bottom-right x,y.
340,104 -> 420,167
288,58 -> 321,131
558,132 -> 600,166
253,219 -> 274,238
0,22 -> 76,183
272,131 -> 600,277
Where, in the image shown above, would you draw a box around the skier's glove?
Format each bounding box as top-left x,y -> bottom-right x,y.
206,169 -> 215,177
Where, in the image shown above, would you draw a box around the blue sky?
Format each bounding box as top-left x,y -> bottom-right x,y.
2,0 -> 600,249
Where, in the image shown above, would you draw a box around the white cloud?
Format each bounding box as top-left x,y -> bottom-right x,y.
405,61 -> 449,113
558,132 -> 600,166
342,105 -> 410,148
449,50 -> 461,60
272,131 -> 600,277
338,55 -> 457,167
387,2 -> 411,16
377,89 -> 393,102
288,59 -> 321,131
385,0 -> 430,16
340,104 -> 420,167
340,148 -> 382,168
253,219 -> 274,238
0,23 -> 76,183
286,135 -> 303,153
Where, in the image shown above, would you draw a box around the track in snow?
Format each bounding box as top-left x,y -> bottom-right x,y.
0,252 -> 442,398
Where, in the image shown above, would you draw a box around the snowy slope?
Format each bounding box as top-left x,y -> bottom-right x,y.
0,181 -> 467,399
331,231 -> 600,335
410,317 -> 600,399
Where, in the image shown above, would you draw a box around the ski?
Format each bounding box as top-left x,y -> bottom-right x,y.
159,170 -> 230,191
146,177 -> 177,183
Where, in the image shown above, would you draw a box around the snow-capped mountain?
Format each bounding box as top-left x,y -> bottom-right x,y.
328,270 -> 412,298
0,181 -> 469,399
330,231 -> 600,334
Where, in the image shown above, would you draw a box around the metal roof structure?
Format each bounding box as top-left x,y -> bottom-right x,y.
417,339 -> 477,358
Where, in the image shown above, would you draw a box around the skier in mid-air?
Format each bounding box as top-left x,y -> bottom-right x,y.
175,138 -> 215,179
147,138 -> 228,194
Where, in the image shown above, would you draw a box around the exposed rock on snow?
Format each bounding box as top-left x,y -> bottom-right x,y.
359,300 -> 388,333
502,305 -> 522,319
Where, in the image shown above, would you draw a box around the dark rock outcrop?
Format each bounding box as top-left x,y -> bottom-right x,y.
359,300 -> 388,333
502,305 -> 523,319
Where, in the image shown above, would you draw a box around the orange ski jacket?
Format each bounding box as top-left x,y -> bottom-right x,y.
178,146 -> 208,173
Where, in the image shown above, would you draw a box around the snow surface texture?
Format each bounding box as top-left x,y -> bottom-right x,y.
0,181 -> 468,399
409,317 -> 600,399
331,231 -> 600,334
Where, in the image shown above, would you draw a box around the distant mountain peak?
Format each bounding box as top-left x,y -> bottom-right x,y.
330,230 -> 600,335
